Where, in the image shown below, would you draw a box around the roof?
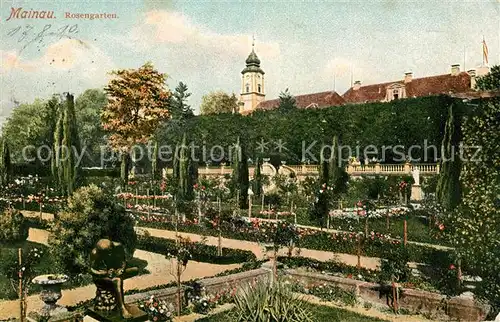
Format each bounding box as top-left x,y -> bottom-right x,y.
256,91 -> 346,110
242,49 -> 264,74
342,72 -> 471,104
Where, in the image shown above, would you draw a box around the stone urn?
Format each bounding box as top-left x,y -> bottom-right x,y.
32,274 -> 69,317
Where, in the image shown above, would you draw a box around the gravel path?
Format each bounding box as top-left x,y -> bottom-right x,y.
139,227 -> 385,269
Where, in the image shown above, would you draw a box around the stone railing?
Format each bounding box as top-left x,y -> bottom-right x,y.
164,162 -> 439,178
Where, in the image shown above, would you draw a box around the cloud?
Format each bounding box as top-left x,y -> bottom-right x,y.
128,10 -> 280,59
0,39 -> 116,127
1,38 -> 112,74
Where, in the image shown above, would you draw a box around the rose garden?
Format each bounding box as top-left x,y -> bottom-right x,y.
0,64 -> 498,322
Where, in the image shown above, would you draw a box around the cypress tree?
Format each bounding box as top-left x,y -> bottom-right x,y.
436,103 -> 462,210
253,157 -> 262,198
120,153 -> 129,188
231,137 -> 241,197
172,143 -> 180,182
310,160 -> 330,227
187,157 -> 197,200
239,140 -> 249,209
178,133 -> 190,200
0,139 -> 11,186
151,140 -> 158,180
53,110 -> 64,190
60,93 -> 81,196
232,137 -> 249,209
328,135 -> 349,195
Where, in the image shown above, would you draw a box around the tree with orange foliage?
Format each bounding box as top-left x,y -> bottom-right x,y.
102,62 -> 171,187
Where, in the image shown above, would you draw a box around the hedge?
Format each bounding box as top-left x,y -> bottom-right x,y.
158,95 -> 455,164
80,167 -> 120,178
136,235 -> 256,265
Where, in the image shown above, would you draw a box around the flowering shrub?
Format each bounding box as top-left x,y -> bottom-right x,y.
140,295 -> 174,321
0,245 -> 44,302
0,207 -> 29,243
328,205 -> 409,219
435,263 -> 462,296
116,193 -> 172,200
49,184 -> 137,276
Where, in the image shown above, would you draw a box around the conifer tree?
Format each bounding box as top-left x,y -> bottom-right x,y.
253,157 -> 262,198
232,137 -> 249,209
177,133 -> 194,201
0,139 -> 11,186
328,135 -> 349,195
52,109 -> 64,190
436,103 -> 462,210
61,93 -> 81,196
310,160 -> 330,227
151,140 -> 159,180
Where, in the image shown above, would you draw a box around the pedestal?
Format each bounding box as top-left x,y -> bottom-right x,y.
32,275 -> 69,318
86,304 -> 148,322
410,184 -> 422,201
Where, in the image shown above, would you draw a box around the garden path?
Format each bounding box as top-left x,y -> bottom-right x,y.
22,210 -> 452,251
138,227 -> 393,269
0,228 -> 240,320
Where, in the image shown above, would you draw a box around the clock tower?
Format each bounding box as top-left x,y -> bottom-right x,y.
239,41 -> 265,113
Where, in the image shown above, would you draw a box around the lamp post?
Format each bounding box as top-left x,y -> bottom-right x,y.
248,188 -> 254,220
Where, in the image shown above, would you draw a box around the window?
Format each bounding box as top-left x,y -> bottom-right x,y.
393,89 -> 399,100
245,83 -> 250,93
258,84 -> 261,93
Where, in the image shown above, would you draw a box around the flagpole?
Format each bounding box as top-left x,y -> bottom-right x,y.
350,64 -> 353,87
482,36 -> 485,66
463,45 -> 466,71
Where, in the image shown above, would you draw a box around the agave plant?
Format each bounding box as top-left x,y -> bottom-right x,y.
231,278 -> 313,322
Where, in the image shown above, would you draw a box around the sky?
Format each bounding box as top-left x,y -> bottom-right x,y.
0,0 -> 499,127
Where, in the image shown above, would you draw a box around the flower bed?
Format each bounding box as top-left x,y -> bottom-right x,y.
136,235 -> 256,265
136,217 -> 452,267
328,206 -> 409,219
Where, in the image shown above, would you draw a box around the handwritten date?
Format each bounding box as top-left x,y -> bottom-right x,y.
6,24 -> 79,53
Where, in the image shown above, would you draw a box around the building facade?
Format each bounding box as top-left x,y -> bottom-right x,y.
237,49 -> 491,114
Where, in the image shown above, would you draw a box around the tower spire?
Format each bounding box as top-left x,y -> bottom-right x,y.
252,34 -> 255,49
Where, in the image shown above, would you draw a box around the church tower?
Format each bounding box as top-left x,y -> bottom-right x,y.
239,40 -> 265,113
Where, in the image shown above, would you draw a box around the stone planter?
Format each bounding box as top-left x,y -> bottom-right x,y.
32,274 -> 69,317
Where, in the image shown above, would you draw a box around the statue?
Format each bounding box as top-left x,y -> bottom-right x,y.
88,239 -> 146,321
412,168 -> 420,186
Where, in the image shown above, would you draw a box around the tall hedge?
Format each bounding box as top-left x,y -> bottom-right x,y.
157,95 -> 454,164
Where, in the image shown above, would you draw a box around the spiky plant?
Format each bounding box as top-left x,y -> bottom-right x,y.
231,278 -> 313,322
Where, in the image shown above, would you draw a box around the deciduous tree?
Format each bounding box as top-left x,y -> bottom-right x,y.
200,91 -> 238,115
102,62 -> 171,187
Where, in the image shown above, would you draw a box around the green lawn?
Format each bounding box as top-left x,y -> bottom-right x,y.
197,303 -> 389,322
